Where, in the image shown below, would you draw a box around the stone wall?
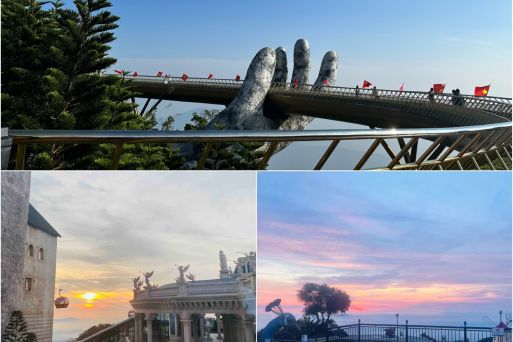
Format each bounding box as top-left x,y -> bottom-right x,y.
21,225 -> 58,342
1,172 -> 31,334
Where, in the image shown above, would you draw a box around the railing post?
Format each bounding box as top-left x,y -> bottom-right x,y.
1,128 -> 12,170
405,320 -> 408,342
358,319 -> 361,342
464,321 -> 467,342
15,144 -> 27,170
111,143 -> 124,170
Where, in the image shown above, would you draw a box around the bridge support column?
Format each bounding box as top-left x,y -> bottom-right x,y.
216,314 -> 222,340
181,316 -> 192,342
135,313 -> 144,342
145,314 -> 155,342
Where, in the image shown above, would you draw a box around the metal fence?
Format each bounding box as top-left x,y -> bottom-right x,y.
259,321 -> 512,342
4,121 -> 511,170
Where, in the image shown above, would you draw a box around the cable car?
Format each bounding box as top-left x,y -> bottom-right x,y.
54,289 -> 69,309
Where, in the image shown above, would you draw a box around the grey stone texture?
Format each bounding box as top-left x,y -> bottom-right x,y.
1,172 -> 31,335
272,47 -> 288,83
181,39 -> 339,166
205,47 -> 276,130
291,39 -> 311,86
206,39 -> 338,135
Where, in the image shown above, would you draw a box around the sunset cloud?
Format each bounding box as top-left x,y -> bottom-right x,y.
257,173 -> 512,328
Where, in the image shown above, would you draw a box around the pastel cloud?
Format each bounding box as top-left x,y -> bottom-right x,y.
257,172 -> 512,326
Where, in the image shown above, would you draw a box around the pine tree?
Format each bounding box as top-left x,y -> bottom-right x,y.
184,110 -> 266,170
2,0 -> 182,169
2,311 -> 38,342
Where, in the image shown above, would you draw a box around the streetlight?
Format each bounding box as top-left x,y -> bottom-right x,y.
500,311 -> 503,322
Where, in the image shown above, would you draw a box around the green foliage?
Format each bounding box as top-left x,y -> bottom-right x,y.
77,324 -> 112,341
2,311 -> 38,342
297,283 -> 351,325
185,109 -> 266,170
1,0 -> 267,169
2,0 -> 182,169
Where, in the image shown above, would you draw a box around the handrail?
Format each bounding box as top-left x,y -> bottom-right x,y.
8,122 -> 512,144
77,317 -> 134,342
118,74 -> 513,101
5,122 -> 511,171
118,74 -> 512,120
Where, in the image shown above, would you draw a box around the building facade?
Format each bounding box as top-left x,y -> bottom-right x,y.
21,204 -> 61,342
130,251 -> 256,342
1,172 -> 31,335
1,173 -> 60,342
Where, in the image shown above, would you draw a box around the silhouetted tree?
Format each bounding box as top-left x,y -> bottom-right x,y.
297,283 -> 351,325
2,311 -> 38,342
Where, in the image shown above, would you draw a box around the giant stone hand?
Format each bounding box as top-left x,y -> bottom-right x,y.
205,39 -> 338,133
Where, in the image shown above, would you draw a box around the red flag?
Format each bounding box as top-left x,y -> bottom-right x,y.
156,71 -> 163,77
208,74 -> 214,79
323,79 -> 330,86
181,74 -> 189,81
362,80 -> 372,88
132,71 -> 138,77
433,83 -> 446,93
474,84 -> 490,97
399,83 -> 404,93
293,79 -> 299,88
235,74 -> 241,81
114,69 -> 123,74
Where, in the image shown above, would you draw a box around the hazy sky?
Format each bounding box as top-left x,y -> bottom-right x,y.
257,172 -> 512,328
105,0 -> 511,99
29,172 -> 256,341
92,0 -> 511,168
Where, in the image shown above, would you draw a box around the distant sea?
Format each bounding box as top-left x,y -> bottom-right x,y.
257,311 -> 503,331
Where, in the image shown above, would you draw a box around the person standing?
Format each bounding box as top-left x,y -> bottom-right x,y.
428,88 -> 435,102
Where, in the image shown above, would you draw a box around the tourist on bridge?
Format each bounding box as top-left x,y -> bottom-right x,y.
451,90 -> 458,105
372,86 -> 379,98
355,85 -> 359,96
455,89 -> 465,106
428,88 -> 435,102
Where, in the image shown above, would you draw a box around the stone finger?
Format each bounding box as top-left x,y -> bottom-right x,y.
313,51 -> 338,87
272,47 -> 288,83
205,47 -> 276,130
291,39 -> 310,86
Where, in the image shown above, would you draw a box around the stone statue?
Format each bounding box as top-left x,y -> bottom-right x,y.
181,38 -> 338,165
143,271 -> 154,289
260,299 -> 299,340
175,264 -> 190,283
131,276 -> 143,291
219,250 -> 228,272
186,273 -> 196,281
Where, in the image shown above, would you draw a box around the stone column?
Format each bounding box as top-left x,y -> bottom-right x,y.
145,314 -> 155,342
181,314 -> 192,342
216,315 -> 222,340
199,314 -> 205,337
244,320 -> 254,342
134,313 -> 144,342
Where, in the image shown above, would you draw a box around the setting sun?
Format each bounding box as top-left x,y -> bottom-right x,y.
81,292 -> 97,301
